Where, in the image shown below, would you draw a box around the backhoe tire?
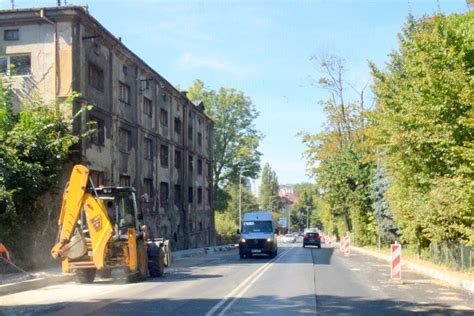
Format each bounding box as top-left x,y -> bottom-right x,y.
148,247 -> 165,278
74,268 -> 96,284
97,268 -> 112,279
127,240 -> 148,283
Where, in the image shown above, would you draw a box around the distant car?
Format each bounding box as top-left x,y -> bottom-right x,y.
282,234 -> 296,243
303,231 -> 321,248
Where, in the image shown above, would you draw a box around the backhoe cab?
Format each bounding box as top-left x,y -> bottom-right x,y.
51,165 -> 171,283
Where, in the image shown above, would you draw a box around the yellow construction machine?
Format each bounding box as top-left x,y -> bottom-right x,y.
51,165 -> 171,283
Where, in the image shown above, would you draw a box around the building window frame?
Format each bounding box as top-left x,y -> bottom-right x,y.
160,108 -> 168,127
160,144 -> 169,167
89,116 -> 105,146
197,187 -> 203,205
160,182 -> 169,207
144,137 -> 153,160
143,96 -> 153,117
174,117 -> 181,134
198,159 -> 203,175
119,81 -> 130,104
88,63 -> 104,92
0,54 -> 31,76
4,29 -> 19,41
119,128 -> 131,153
174,149 -> 182,169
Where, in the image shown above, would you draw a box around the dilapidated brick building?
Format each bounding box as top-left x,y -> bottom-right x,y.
0,5 -> 215,249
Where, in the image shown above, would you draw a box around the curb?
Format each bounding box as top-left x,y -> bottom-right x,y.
0,274 -> 72,297
351,246 -> 474,294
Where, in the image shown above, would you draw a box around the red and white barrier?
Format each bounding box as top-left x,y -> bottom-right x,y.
340,235 -> 351,255
391,244 -> 402,279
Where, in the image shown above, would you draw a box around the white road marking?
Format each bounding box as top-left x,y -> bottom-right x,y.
205,248 -> 292,316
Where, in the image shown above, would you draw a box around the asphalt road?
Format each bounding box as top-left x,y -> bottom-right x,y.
1,242 -> 473,315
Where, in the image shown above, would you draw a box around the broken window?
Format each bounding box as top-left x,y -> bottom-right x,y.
175,149 -> 182,169
198,159 -> 203,175
188,187 -> 193,204
160,144 -> 169,167
90,170 -> 105,187
160,109 -> 168,127
88,63 -> 104,91
89,116 -> 105,146
188,125 -> 193,140
120,175 -> 130,187
144,137 -> 153,160
189,155 -> 193,174
119,81 -> 130,104
119,128 -> 131,153
160,182 -> 169,207
198,187 -> 203,205
0,54 -> 31,76
174,117 -> 181,134
143,97 -> 152,116
174,184 -> 182,207
197,132 -> 202,147
143,178 -> 154,200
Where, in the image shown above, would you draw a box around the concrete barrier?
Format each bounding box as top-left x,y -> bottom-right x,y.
172,244 -> 237,260
0,274 -> 72,296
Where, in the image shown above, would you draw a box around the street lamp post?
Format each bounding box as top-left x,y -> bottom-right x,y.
239,171 -> 242,231
306,207 -> 310,228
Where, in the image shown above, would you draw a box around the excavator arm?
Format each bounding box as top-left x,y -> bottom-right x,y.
51,165 -> 113,269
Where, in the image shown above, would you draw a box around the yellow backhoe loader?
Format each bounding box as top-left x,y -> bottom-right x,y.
51,165 -> 171,283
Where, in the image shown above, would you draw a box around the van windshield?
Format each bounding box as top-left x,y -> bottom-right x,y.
242,221 -> 273,233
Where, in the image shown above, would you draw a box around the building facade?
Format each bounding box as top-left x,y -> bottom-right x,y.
0,6 -> 215,249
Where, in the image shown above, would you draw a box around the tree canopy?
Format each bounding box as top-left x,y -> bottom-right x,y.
370,12 -> 474,245
186,80 -> 263,210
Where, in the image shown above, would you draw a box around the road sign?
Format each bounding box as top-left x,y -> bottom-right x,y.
278,217 -> 287,228
391,244 -> 402,279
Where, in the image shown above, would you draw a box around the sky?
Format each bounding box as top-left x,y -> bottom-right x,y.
1,0 -> 470,189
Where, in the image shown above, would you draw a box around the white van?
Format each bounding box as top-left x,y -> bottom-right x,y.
238,211 -> 278,259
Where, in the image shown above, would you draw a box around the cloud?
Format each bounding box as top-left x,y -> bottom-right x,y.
176,53 -> 251,76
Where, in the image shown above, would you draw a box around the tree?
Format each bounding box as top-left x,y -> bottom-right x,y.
290,191 -> 315,229
258,163 -> 279,210
370,12 -> 474,245
301,54 -> 377,245
187,80 -> 263,210
371,168 -> 400,244
0,79 -> 81,266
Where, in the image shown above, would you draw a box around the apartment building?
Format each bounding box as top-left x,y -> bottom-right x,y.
0,5 -> 215,249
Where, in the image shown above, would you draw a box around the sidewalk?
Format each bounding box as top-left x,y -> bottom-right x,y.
349,245 -> 474,294
0,244 -> 237,296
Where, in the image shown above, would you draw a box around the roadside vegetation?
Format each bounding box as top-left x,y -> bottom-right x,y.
300,11 -> 473,269
0,79 -> 82,267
